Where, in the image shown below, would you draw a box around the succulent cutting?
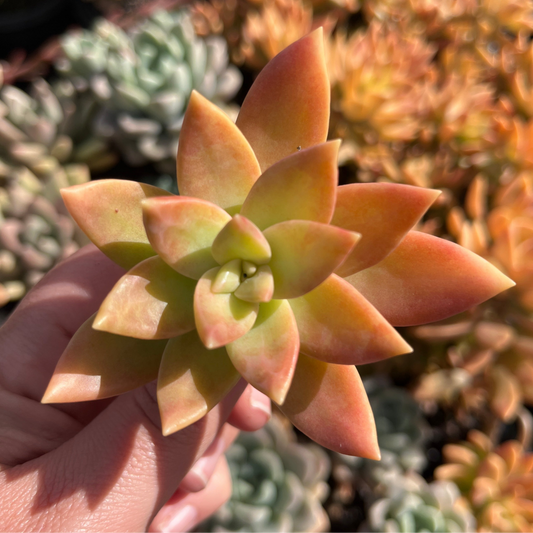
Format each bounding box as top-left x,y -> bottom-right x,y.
42,30 -> 514,458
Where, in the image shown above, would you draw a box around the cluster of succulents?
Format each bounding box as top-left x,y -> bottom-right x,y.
202,415 -> 331,532
0,78 -> 91,306
56,8 -> 242,173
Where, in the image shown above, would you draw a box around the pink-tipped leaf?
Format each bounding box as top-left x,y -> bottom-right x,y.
194,267 -> 259,349
42,314 -> 167,403
239,141 -> 340,231
236,29 -> 330,171
226,299 -> 299,404
157,331 -> 240,435
332,183 -> 441,276
211,214 -> 271,266
289,274 -> 412,364
279,353 -> 380,458
177,91 -> 261,212
93,256 -> 196,339
234,265 -> 274,303
142,196 -> 231,279
346,231 -> 516,326
263,220 -> 360,299
61,180 -> 172,269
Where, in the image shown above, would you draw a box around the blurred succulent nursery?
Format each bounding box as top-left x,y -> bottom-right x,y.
56,8 -> 242,173
0,79 -> 90,306
202,415 -> 331,532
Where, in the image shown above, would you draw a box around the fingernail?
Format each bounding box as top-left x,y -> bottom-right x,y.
249,387 -> 271,420
161,504 -> 198,533
187,437 -> 225,492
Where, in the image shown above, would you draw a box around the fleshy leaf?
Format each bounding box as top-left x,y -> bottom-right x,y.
93,256 -> 196,339
42,314 -> 167,403
239,141 -> 339,230
212,259 -> 241,293
263,220 -> 360,299
142,196 -> 231,279
346,231 -> 516,326
234,265 -> 274,303
194,267 -> 259,349
236,29 -> 330,171
226,300 -> 299,404
177,91 -> 261,212
211,214 -> 271,265
332,183 -> 441,276
61,180 -> 172,269
289,274 -> 412,364
158,331 -> 240,435
279,353 -> 380,458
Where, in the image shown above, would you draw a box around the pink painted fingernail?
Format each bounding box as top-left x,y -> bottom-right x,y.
161,504 -> 198,533
249,387 -> 271,420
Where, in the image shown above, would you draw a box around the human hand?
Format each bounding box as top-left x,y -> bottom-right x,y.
0,245 -> 271,532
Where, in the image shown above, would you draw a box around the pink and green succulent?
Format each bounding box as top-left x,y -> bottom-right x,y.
42,30 -> 514,459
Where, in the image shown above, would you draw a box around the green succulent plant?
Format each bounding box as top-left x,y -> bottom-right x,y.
366,473 -> 477,533
202,415 -> 331,532
0,79 -> 91,305
56,8 -> 242,173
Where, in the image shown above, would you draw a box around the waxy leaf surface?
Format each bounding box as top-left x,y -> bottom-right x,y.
177,91 -> 261,212
264,220 -> 360,299
346,231 -> 516,326
93,257 -> 196,339
42,315 -> 167,403
236,29 -> 330,171
61,180 -> 172,269
226,299 -> 299,404
143,196 -> 230,279
239,141 -> 339,231
289,274 -> 412,364
194,268 -> 259,349
158,331 -> 240,435
212,259 -> 241,293
280,354 -> 380,459
332,183 -> 440,276
211,214 -> 271,265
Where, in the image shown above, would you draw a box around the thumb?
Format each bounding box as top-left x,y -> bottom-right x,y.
1,379 -> 247,532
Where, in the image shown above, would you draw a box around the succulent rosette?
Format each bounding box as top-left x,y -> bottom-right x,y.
42,30 -> 514,459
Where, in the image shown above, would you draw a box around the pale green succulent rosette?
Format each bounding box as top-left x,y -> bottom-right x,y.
56,9 -> 242,173
202,416 -> 331,533
0,79 -> 93,305
366,474 -> 476,533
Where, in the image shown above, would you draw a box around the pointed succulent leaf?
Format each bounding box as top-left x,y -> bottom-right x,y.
211,214 -> 271,265
263,220 -> 360,299
346,231 -> 516,326
226,299 -> 299,404
212,259 -> 241,293
289,274 -> 412,364
239,141 -> 339,231
236,29 -> 330,171
42,315 -> 167,403
158,331 -> 241,435
177,91 -> 261,212
332,183 -> 441,276
142,196 -> 231,279
234,265 -> 274,303
93,256 -> 196,339
61,180 -> 172,269
279,353 -> 380,458
194,267 -> 259,349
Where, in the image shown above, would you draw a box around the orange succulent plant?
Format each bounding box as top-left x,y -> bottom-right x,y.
42,30 -> 514,459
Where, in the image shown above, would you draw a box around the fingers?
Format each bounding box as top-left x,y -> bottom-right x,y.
179,424 -> 239,493
0,245 -> 125,401
227,384 -> 271,432
1,379 -> 247,532
149,456 -> 232,533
